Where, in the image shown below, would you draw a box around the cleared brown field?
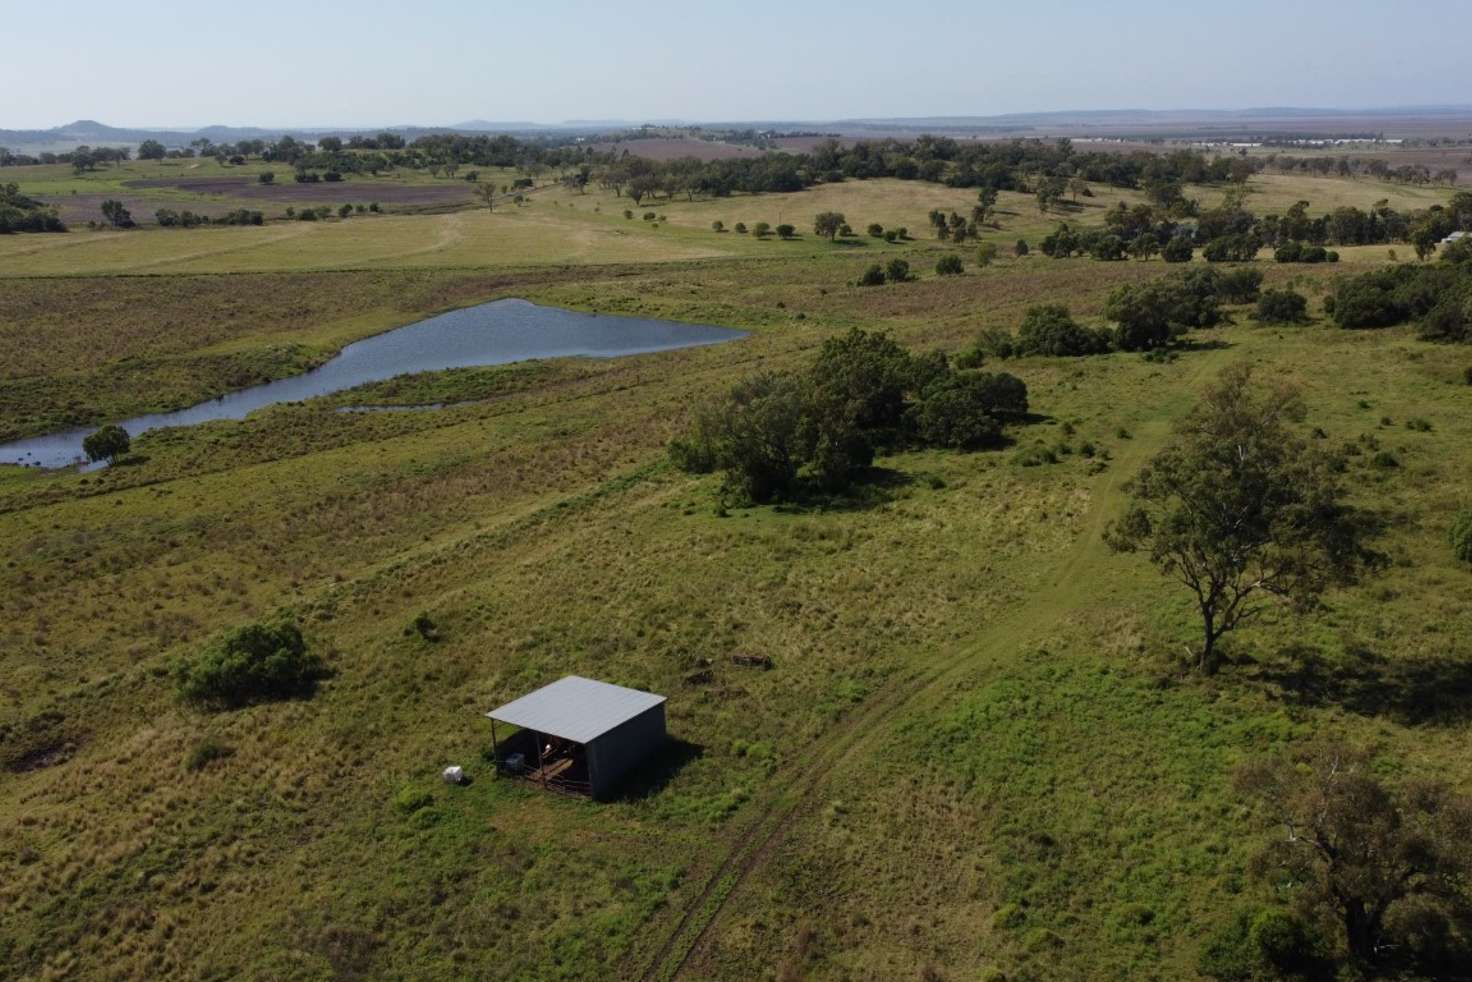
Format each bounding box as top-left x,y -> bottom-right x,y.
590,138 -> 767,161
124,175 -> 477,206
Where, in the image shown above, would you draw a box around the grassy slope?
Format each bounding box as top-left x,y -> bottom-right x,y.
1,170 -> 1470,980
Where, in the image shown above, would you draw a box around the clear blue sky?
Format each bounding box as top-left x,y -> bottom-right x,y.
4,0 -> 1469,128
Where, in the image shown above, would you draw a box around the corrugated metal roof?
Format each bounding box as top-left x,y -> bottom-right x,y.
485,676 -> 665,744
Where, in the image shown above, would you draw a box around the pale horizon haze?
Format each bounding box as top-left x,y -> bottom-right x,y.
4,0 -> 1471,129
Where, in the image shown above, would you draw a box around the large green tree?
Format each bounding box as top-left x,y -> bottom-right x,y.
1105,366 -> 1375,673
813,211 -> 846,241
1237,742 -> 1472,970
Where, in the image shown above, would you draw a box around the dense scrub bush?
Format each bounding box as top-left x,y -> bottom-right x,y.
1216,267 -> 1263,303
1201,233 -> 1260,262
1015,304 -> 1112,356
175,622 -> 327,709
885,259 -> 912,282
1104,269 -> 1222,350
1160,236 -> 1194,263
1330,261 -> 1472,334
1275,241 -> 1339,263
1090,234 -> 1125,261
858,264 -> 886,286
935,254 -> 964,276
671,329 -> 1028,502
1256,288 -> 1309,324
1198,908 -> 1326,980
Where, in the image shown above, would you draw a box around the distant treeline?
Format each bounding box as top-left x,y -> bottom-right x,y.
1265,153 -> 1459,186
1,130 -> 1260,202
1034,191 -> 1472,263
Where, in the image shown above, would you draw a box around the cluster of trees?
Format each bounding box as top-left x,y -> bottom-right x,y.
669,329 -> 1029,503
581,137 -> 1254,204
1041,218 -> 1195,263
0,182 -> 64,233
857,259 -> 913,286
1273,241 -> 1340,263
966,268 -> 1262,360
1038,192 -> 1470,266
1328,242 -> 1472,340
155,208 -> 264,228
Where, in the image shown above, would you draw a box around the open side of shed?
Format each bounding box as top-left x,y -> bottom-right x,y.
486,676 -> 667,799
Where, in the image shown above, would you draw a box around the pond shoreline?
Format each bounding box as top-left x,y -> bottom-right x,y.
0,299 -> 746,470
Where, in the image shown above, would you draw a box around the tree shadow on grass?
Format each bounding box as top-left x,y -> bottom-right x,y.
1238,643 -> 1472,726
608,738 -> 705,802
771,466 -> 917,515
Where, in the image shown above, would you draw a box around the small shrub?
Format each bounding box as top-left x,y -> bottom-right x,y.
753,221 -> 771,238
1014,239 -> 1029,257
1450,509 -> 1472,564
710,220 -> 724,232
976,241 -> 998,266
642,211 -> 657,222
1371,450 -> 1399,469
184,737 -> 234,772
406,612 -> 440,642
992,903 -> 1025,929
884,258 -> 911,283
883,230 -> 899,243
623,209 -> 633,220
1406,417 -> 1432,432
393,785 -> 434,815
858,264 -> 886,287
175,622 -> 327,709
775,223 -> 795,239
733,222 -> 747,234
866,223 -> 884,238
935,254 -> 964,276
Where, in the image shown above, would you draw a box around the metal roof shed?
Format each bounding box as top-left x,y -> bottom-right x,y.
486,676 -> 667,799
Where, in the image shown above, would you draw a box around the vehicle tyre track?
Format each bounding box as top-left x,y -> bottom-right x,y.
637,355 -> 1225,981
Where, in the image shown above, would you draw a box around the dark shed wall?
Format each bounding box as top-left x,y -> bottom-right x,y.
587,703 -> 666,798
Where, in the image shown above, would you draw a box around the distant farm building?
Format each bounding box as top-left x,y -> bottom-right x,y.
1443,231 -> 1469,245
486,676 -> 667,799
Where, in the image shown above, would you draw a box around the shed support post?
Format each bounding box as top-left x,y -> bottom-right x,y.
489,719 -> 499,771
536,732 -> 546,788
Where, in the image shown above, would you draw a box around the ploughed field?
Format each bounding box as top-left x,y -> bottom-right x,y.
1,165 -> 1470,981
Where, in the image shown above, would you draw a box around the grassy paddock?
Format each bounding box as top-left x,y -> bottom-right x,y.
1,168 -> 1469,979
